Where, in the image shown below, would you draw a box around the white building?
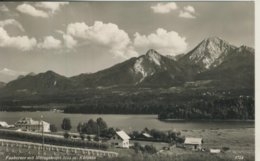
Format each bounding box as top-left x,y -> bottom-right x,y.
110,130 -> 130,148
184,137 -> 203,150
15,117 -> 50,132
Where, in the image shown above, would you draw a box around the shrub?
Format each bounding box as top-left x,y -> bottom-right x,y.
64,132 -> 70,139
87,135 -> 91,141
132,142 -> 157,154
94,136 -> 99,141
144,145 -> 157,154
80,133 -> 85,140
50,124 -> 57,132
222,147 -> 230,152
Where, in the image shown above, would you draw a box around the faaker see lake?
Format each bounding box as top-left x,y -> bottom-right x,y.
0,111 -> 254,132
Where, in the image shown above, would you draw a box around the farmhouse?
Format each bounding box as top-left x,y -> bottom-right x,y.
15,117 -> 50,132
184,137 -> 203,150
110,130 -> 130,148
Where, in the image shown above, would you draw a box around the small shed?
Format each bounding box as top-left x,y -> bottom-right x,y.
210,149 -> 221,154
110,130 -> 130,148
184,137 -> 203,150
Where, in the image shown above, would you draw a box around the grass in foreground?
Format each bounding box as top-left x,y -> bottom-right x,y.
96,152 -> 254,161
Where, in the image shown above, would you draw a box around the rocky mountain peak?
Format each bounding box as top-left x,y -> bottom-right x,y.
144,49 -> 162,66
204,36 -> 222,43
201,36 -> 232,52
186,37 -> 236,69
145,49 -> 160,56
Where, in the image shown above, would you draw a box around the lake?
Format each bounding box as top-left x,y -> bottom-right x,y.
0,112 -> 254,132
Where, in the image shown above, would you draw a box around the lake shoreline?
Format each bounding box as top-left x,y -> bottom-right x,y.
0,111 -> 254,132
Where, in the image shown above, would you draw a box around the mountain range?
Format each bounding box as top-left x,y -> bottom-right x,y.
0,37 -> 254,94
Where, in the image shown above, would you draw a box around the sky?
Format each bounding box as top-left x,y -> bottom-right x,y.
0,1 -> 254,82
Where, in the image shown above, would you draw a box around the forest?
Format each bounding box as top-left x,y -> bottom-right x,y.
64,96 -> 254,120
0,88 -> 254,120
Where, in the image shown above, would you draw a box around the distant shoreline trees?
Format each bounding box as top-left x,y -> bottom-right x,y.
158,97 -> 254,120
63,96 -> 254,120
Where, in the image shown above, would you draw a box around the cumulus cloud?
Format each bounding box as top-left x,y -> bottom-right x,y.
36,2 -> 69,14
133,28 -> 187,56
63,34 -> 77,49
179,11 -> 195,19
0,19 -> 24,32
0,4 -> 9,12
16,3 -> 48,18
179,5 -> 196,19
0,27 -> 37,51
151,2 -> 178,14
184,5 -> 195,13
66,21 -> 138,58
38,36 -> 62,49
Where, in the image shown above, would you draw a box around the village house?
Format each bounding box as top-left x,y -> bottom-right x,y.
184,137 -> 203,150
15,117 -> 50,132
110,130 -> 130,148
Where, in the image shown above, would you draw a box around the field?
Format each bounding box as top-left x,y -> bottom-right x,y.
0,128 -> 254,161
111,128 -> 255,161
181,128 -> 254,152
160,128 -> 254,161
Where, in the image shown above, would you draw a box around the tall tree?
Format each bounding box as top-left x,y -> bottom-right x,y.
61,118 -> 72,131
96,117 -> 108,131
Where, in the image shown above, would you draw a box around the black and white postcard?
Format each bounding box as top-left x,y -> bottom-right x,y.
0,1 -> 256,161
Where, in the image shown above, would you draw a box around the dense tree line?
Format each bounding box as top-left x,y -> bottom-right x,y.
77,117 -> 107,134
158,97 -> 254,120
0,106 -> 49,112
0,87 -> 254,120
77,118 -> 116,138
64,96 -> 254,120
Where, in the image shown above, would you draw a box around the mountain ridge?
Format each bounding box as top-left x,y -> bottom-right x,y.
0,37 -> 254,93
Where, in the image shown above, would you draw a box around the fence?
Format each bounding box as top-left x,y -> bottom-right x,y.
0,138 -> 118,158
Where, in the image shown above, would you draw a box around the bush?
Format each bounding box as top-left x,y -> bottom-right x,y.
80,133 -> 85,140
132,142 -> 141,153
144,145 -> 157,154
132,142 -> 157,154
87,135 -> 91,141
50,124 -> 57,132
64,132 -> 70,139
94,136 -> 99,141
222,147 -> 230,152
